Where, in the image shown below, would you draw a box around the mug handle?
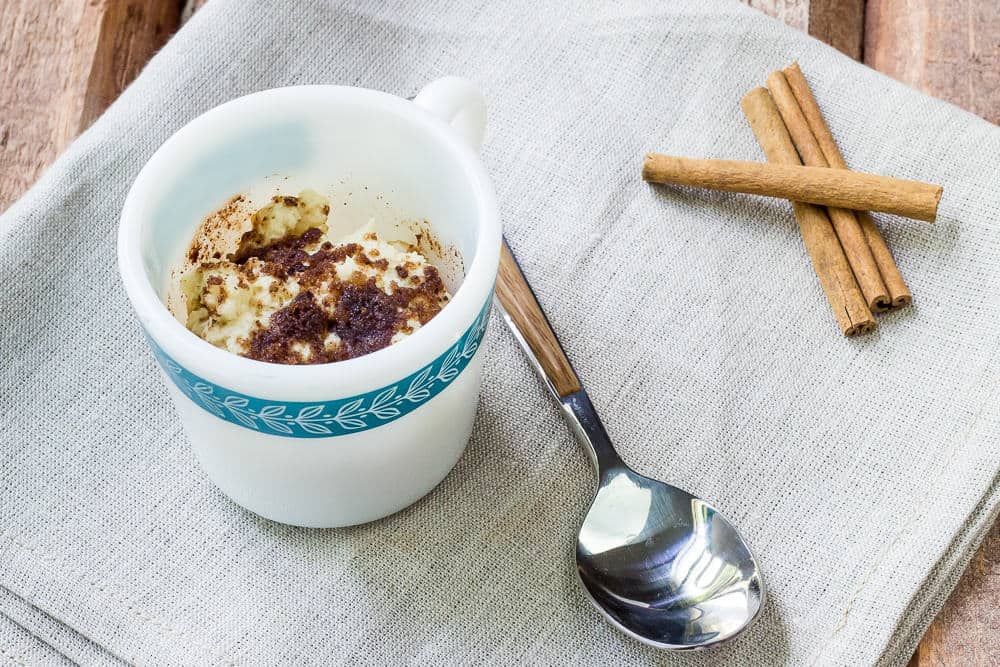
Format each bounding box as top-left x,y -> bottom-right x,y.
413,77 -> 487,151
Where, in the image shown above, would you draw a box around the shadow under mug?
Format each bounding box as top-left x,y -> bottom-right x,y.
118,77 -> 501,527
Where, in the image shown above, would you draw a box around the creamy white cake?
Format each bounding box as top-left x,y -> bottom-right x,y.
171,190 -> 450,364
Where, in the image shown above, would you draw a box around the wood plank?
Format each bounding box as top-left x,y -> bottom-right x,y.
745,0 -> 865,59
808,0 -> 865,60
865,0 -> 1000,124
78,0 -> 182,132
0,0 -> 87,210
914,521 -> 1000,666
0,0 -> 181,212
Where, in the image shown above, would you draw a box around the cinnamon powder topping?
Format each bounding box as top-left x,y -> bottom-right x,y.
175,189 -> 452,365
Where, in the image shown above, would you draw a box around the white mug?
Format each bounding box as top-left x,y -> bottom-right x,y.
118,77 -> 501,527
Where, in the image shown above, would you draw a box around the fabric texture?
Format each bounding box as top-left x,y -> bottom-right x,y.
1,0 -> 998,664
0,611 -> 73,667
0,586 -> 123,666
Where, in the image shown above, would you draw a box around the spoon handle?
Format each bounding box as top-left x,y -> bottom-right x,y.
495,240 -> 581,398
494,238 -> 623,474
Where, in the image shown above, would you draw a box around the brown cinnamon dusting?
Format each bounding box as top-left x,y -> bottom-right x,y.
356,252 -> 389,271
328,278 -> 408,361
237,228 -> 447,365
183,195 -> 452,366
235,227 -> 326,276
186,194 -> 249,265
248,292 -> 332,364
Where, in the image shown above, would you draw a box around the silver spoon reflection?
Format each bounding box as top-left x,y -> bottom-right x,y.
495,239 -> 764,649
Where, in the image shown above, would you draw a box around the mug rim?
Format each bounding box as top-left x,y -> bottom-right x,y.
118,84 -> 500,401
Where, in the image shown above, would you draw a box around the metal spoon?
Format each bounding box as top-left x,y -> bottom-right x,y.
494,238 -> 765,650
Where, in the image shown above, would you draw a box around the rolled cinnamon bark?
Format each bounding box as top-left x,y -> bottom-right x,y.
641,155 -> 942,223
783,62 -> 912,309
740,88 -> 875,336
766,70 -> 891,312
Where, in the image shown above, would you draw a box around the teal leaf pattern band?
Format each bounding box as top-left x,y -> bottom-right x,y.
148,298 -> 491,438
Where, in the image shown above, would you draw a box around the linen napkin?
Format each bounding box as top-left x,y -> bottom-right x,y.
0,612 -> 69,666
1,0 -> 998,664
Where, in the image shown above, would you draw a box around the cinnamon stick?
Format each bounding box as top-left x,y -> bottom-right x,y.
641,156 -> 942,223
740,88 -> 874,336
765,70 -> 891,312
783,62 -> 912,308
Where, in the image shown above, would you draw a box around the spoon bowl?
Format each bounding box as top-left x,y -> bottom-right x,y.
577,466 -> 763,649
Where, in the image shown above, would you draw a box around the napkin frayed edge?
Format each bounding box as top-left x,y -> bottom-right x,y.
877,472 -> 1000,665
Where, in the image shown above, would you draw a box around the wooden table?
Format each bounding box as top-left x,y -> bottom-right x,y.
0,1 -> 996,663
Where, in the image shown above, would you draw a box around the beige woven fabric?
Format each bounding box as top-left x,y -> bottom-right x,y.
0,586 -> 122,666
0,612 -> 72,667
1,1 -> 998,664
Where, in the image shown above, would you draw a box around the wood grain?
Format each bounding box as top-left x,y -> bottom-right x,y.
866,0 -> 1000,124
0,0 -> 87,209
746,0 -> 865,59
642,154 -> 943,222
0,0 -> 180,212
807,0 -> 865,59
78,0 -> 182,132
915,521 -> 1000,665
496,241 -> 581,398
